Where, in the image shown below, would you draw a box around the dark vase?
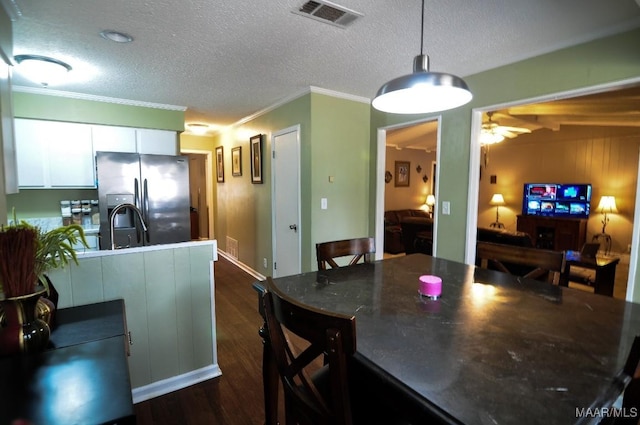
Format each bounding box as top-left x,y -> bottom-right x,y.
0,288 -> 51,357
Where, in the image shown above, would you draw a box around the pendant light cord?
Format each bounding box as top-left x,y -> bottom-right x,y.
420,0 -> 425,56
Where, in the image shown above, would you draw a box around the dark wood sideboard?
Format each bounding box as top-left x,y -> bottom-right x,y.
517,215 -> 587,251
0,299 -> 135,425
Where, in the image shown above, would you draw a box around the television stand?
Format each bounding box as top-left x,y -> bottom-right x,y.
516,215 -> 587,251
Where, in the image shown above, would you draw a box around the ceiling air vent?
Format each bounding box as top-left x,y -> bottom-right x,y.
292,0 -> 362,28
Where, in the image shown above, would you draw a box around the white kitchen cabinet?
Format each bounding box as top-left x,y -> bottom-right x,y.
93,126 -> 177,155
15,119 -> 179,189
92,125 -> 137,153
136,128 -> 178,155
15,118 -> 94,188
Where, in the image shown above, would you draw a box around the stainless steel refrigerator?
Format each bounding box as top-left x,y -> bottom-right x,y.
96,151 -> 190,250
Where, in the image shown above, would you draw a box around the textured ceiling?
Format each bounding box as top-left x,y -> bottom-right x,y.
5,0 -> 640,134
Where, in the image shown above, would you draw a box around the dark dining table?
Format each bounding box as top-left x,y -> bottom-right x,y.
256,254 -> 640,425
0,299 -> 135,425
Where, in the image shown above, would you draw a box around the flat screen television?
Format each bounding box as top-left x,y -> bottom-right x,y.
522,183 -> 592,219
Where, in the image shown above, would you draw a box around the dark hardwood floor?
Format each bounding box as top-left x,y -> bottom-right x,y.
134,255 -> 268,424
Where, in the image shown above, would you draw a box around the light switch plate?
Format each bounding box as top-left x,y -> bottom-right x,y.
321,198 -> 328,210
442,201 -> 451,215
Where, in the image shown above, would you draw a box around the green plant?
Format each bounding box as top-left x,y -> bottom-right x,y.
0,213 -> 88,297
33,223 -> 88,283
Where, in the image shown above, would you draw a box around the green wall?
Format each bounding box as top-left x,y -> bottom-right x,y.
211,94 -> 311,273
310,93 -> 371,266
13,92 -> 185,131
370,28 -> 640,297
209,91 -> 370,273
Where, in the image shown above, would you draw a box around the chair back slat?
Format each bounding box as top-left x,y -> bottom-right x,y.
316,237 -> 375,270
477,241 -> 564,284
262,277 -> 356,425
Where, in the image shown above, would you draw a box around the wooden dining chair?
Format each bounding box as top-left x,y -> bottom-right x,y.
262,277 -> 357,425
258,278 -> 413,425
316,237 -> 375,270
476,241 -> 565,284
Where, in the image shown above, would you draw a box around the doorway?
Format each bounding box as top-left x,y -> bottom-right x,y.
271,125 -> 301,277
466,81 -> 640,301
375,118 -> 441,260
183,150 -> 213,240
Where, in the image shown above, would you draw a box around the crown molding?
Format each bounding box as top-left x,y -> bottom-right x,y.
12,85 -> 186,111
230,86 -> 371,130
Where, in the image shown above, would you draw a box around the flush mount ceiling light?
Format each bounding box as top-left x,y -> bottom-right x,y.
14,54 -> 72,87
188,123 -> 210,135
372,0 -> 472,114
99,30 -> 134,43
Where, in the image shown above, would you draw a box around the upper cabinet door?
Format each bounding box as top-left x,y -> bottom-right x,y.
136,129 -> 178,155
14,118 -> 47,187
92,125 -> 137,154
47,121 -> 94,187
15,118 -> 94,188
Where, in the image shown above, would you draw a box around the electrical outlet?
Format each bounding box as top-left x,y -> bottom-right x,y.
263,258 -> 267,268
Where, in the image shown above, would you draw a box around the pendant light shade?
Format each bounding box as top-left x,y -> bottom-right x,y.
372,1 -> 472,114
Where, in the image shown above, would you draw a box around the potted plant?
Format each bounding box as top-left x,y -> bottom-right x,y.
0,217 -> 88,356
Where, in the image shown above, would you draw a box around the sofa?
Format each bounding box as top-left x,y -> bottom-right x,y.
477,227 -> 533,247
384,209 -> 432,254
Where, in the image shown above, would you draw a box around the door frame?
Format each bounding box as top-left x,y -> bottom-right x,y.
271,125 -> 302,277
375,117 -> 442,260
465,77 -> 640,302
181,148 -> 214,239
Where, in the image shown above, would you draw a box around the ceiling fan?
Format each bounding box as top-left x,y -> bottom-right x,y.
480,112 -> 531,145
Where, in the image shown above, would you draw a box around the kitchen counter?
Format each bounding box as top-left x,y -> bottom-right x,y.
76,238 -> 216,257
47,239 -> 220,403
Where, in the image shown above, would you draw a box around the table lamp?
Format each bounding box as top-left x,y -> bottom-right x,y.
489,193 -> 506,229
425,194 -> 435,218
593,195 -> 618,254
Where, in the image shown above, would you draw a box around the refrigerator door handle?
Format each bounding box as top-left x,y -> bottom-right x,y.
134,178 -> 141,209
133,178 -> 143,244
143,178 -> 150,243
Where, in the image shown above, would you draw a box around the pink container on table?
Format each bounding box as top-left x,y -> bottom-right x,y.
418,275 -> 442,300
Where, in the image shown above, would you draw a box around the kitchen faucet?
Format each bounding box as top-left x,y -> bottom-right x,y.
109,203 -> 148,250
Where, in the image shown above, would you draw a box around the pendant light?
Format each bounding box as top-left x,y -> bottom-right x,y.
372,0 -> 472,114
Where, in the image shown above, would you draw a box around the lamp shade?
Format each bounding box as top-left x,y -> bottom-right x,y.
489,193 -> 506,206
597,196 -> 618,214
372,55 -> 472,114
14,54 -> 72,87
426,194 -> 435,206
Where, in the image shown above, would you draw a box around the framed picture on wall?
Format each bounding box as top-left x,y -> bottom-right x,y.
395,161 -> 410,187
216,146 -> 224,183
250,134 -> 263,184
232,146 -> 242,177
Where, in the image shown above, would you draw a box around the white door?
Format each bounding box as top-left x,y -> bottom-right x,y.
272,126 -> 301,277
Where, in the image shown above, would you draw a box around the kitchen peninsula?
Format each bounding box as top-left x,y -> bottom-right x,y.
46,239 -> 220,403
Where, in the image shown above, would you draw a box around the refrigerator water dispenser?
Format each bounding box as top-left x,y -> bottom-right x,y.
106,194 -> 136,229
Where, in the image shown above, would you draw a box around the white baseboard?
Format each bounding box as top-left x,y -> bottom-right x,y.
217,249 -> 266,281
132,364 -> 222,404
